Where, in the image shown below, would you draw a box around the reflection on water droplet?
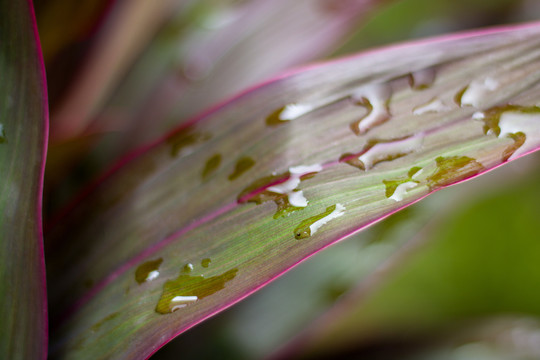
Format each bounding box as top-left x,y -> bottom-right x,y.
91,312 -> 119,332
474,105 -> 540,161
340,135 -> 423,170
237,164 -> 322,218
412,98 -> 449,115
0,123 -> 6,144
228,157 -> 256,181
183,263 -> 194,273
202,154 -> 222,180
167,127 -> 211,158
383,167 -> 422,202
408,68 -> 436,90
349,83 -> 392,135
135,258 -> 163,284
294,204 -> 345,239
155,268 -> 238,314
456,77 -> 499,107
201,258 -> 211,268
427,156 -> 485,189
265,104 -> 314,126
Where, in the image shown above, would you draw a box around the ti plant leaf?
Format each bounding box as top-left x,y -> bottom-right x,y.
51,0 -> 391,146
276,155 -> 540,359
47,22 -> 540,359
0,0 -> 49,359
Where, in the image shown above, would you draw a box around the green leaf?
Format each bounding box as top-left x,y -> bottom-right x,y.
277,155 -> 540,359
0,0 -> 49,359
48,23 -> 540,359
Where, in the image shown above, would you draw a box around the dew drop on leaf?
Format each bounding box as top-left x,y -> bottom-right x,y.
183,263 -> 194,273
155,268 -> 238,314
201,258 -> 211,268
340,135 -> 423,170
474,105 -> 540,160
454,86 -> 468,106
237,165 -> 322,218
228,156 -> 255,181
455,77 -> 499,107
349,83 -> 392,135
265,103 -> 315,127
294,204 -> 345,239
135,258 -> 163,284
202,153 -> 222,180
426,156 -> 485,189
166,127 -> 211,158
412,98 -> 449,115
408,68 -> 436,90
382,166 -> 422,201
503,132 -> 526,162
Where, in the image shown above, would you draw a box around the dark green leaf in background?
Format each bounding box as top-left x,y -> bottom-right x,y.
0,0 -> 49,359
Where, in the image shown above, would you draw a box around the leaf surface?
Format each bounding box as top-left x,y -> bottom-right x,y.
275,154 -> 540,359
0,0 -> 49,358
51,0 -> 391,145
48,23 -> 540,359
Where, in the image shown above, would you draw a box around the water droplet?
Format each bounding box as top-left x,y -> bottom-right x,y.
228,157 -> 256,181
183,263 -> 194,273
0,123 -> 6,144
412,98 -> 449,115
474,105 -> 540,161
408,68 -> 436,90
91,312 -> 119,332
349,83 -> 392,135
294,204 -> 345,239
265,103 -> 314,126
454,86 -> 468,106
456,77 -> 500,107
135,258 -> 163,284
340,135 -> 423,170
155,268 -> 238,314
201,258 -> 211,268
167,127 -> 211,158
502,132 -> 526,162
238,164 -> 322,218
202,154 -> 222,180
383,167 -> 422,202
426,156 -> 485,189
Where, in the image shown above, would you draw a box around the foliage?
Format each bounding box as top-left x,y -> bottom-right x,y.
1,0 -> 540,359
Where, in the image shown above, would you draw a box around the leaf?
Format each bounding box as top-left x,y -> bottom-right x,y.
50,0 -> 181,140
187,155 -> 534,360
275,154 -> 540,359
50,0 -> 391,145
48,23 -> 540,359
0,0 -> 49,359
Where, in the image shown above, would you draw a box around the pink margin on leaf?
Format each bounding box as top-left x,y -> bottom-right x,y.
28,0 -> 50,358
50,20 -> 540,356
49,20 -> 540,230
143,143 -> 540,359
55,18 -> 540,322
